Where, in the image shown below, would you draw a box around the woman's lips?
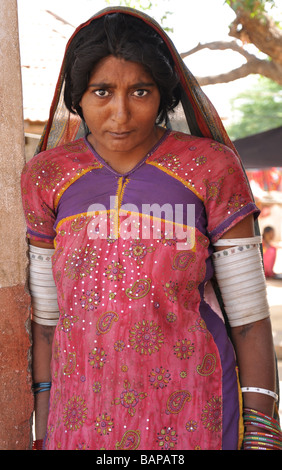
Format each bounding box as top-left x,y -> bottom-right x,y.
108,131 -> 132,139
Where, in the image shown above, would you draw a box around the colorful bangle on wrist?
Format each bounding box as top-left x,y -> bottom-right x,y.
32,381 -> 52,394
243,431 -> 282,450
243,408 -> 282,450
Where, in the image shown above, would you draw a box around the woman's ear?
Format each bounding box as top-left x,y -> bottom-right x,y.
72,103 -> 84,120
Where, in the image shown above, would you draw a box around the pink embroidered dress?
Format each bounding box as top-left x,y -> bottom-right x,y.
21,130 -> 258,450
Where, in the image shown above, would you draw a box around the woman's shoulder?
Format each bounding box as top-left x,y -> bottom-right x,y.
21,137 -> 102,185
157,130 -> 239,171
21,137 -> 101,196
24,138 -> 90,167
153,130 -> 248,198
167,130 -> 235,156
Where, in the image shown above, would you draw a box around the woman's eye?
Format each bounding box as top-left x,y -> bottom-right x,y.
133,89 -> 148,97
94,89 -> 110,97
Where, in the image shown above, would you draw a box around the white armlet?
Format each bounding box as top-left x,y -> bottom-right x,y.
29,245 -> 60,326
213,236 -> 262,247
212,238 -> 270,327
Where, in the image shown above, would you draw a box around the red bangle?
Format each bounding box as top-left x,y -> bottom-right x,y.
32,439 -> 44,450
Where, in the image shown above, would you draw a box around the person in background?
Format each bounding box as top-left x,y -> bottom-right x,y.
263,226 -> 277,278
262,226 -> 282,279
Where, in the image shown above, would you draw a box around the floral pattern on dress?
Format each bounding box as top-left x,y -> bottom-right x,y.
112,380 -> 148,417
30,159 -> 63,191
129,320 -> 165,355
63,395 -> 88,432
94,413 -> 114,436
123,239 -> 155,265
156,426 -> 178,449
64,247 -> 98,280
148,367 -> 171,389
201,396 -> 222,433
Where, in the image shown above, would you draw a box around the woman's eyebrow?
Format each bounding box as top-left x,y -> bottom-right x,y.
88,82 -> 111,88
88,81 -> 156,88
131,82 -> 156,88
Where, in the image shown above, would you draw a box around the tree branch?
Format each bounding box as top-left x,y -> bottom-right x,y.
180,40 -> 256,62
196,62 -> 257,86
195,58 -> 282,87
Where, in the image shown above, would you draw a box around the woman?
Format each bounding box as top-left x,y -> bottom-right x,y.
21,7 -> 281,450
262,226 -> 278,278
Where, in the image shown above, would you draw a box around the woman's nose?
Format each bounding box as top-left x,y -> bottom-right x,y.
112,95 -> 130,124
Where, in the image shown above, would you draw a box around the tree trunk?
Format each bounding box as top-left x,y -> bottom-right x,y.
181,2 -> 282,87
229,4 -> 282,66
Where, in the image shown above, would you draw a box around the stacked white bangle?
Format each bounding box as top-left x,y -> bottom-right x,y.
241,387 -> 278,403
212,237 -> 270,327
213,236 -> 262,247
29,245 -> 60,326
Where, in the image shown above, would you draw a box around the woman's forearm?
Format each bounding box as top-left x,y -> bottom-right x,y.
32,321 -> 55,440
231,317 -> 276,417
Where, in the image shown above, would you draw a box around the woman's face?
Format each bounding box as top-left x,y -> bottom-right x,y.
80,55 -> 161,164
264,229 -> 275,243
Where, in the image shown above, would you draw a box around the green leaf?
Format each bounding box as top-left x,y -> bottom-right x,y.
226,76 -> 282,140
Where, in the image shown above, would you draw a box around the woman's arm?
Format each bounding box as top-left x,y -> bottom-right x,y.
214,215 -> 276,418
32,322 -> 55,440
231,318 -> 276,417
29,240 -> 56,443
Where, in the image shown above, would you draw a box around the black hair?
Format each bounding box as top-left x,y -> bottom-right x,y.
63,13 -> 181,125
263,226 -> 274,235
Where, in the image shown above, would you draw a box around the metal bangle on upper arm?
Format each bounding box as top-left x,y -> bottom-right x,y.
212,237 -> 270,327
29,245 -> 60,326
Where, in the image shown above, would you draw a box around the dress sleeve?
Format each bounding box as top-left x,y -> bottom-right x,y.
21,152 -> 57,244
202,141 -> 260,244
